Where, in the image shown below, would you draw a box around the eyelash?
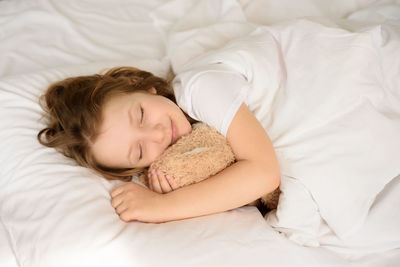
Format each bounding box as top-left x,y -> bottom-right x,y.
139,106 -> 144,160
140,106 -> 144,123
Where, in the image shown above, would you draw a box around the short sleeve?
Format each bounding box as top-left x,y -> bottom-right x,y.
172,63 -> 250,136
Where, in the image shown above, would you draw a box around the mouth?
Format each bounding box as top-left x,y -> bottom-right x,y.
171,120 -> 178,144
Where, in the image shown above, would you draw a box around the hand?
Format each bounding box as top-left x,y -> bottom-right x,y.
148,169 -> 180,194
111,182 -> 167,223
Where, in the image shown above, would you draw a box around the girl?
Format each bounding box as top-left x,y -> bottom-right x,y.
37,66 -> 281,223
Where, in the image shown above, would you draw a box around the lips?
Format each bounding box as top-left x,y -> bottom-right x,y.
171,120 -> 178,144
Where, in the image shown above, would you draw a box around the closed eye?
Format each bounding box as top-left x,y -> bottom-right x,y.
139,106 -> 144,161
139,143 -> 143,160
140,106 -> 144,124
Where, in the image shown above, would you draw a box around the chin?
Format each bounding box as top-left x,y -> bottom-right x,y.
183,123 -> 192,135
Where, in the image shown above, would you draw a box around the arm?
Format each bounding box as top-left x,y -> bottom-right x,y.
161,102 -> 280,219
111,103 -> 280,222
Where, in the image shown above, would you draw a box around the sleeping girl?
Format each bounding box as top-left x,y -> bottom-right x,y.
37,66 -> 280,223
37,24 -> 399,230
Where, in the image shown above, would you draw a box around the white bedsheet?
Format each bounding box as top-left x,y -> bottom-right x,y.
1,0 -> 399,266
0,219 -> 18,267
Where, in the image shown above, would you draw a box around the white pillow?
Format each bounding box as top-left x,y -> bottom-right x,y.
2,60 -> 333,267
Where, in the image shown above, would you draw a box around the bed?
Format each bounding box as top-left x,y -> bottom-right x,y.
1,0 -> 399,266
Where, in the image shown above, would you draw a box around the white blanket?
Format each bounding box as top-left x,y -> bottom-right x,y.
157,0 -> 400,253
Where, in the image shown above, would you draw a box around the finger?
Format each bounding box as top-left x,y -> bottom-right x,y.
111,186 -> 124,198
148,173 -> 153,190
116,203 -> 128,215
151,170 -> 162,193
111,194 -> 123,208
166,175 -> 179,190
157,170 -> 173,193
119,210 -> 134,222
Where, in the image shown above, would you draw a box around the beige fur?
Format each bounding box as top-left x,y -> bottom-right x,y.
139,123 -> 280,210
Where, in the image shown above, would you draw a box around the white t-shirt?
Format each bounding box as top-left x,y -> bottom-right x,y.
172,64 -> 249,137
172,27 -> 284,137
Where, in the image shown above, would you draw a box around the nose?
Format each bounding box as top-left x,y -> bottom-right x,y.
141,123 -> 165,144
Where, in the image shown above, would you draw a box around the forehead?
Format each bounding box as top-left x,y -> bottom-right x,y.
103,92 -> 134,111
101,92 -> 145,121
103,90 -> 154,111
90,93 -> 135,167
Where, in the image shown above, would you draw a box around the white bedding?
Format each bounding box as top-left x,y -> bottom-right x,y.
1,0 -> 399,266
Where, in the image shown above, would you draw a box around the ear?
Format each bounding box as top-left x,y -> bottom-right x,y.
147,87 -> 157,94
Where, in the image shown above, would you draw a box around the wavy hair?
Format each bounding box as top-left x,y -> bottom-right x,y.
37,66 -> 177,182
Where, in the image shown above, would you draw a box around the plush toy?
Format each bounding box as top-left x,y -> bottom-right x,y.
139,123 -> 280,210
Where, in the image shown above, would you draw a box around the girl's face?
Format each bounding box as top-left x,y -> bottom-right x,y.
91,89 -> 192,169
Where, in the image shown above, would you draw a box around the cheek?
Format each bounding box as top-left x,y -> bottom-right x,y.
145,143 -> 167,166
177,111 -> 192,136
146,101 -> 170,122
154,97 -> 179,115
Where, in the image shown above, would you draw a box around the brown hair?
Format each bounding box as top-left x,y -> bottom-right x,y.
37,66 -> 178,182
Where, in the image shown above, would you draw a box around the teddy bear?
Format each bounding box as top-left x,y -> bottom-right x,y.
139,123 -> 280,210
